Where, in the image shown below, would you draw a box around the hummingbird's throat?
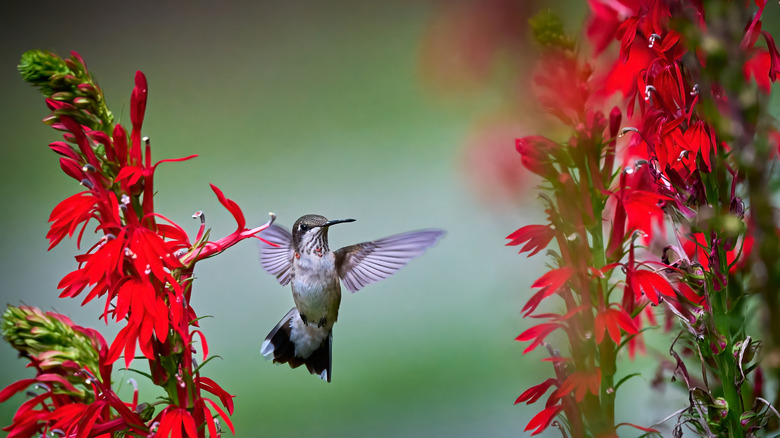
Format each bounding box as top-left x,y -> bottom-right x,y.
302,231 -> 329,256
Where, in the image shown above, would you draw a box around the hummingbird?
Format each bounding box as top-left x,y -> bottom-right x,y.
257,214 -> 444,382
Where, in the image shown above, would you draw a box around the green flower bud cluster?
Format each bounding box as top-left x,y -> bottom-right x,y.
18,50 -> 114,131
2,305 -> 100,378
528,10 -> 576,51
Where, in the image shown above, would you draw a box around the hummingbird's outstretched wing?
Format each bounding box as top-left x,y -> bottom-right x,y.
258,224 -> 294,286
334,229 -> 445,293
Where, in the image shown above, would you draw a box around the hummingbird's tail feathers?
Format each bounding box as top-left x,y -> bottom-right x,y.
261,307 -> 304,367
261,307 -> 332,382
304,331 -> 331,382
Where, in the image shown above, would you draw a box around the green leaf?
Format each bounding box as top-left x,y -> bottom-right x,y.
614,372 -> 641,392
125,367 -> 154,381
194,355 -> 223,374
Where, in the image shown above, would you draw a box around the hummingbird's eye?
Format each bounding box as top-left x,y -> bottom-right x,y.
299,224 -> 309,231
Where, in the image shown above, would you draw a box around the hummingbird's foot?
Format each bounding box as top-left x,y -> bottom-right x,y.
300,313 -> 309,326
317,316 -> 327,328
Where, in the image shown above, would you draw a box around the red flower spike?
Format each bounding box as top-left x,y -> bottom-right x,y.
9,54 -> 269,438
506,224 -> 555,257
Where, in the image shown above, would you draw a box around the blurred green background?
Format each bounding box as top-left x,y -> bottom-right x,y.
6,0 -> 772,437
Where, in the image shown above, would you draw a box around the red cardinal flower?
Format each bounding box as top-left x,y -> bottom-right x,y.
0,306 -> 146,437
525,404 -> 565,436
630,269 -> 677,305
522,267 -> 574,316
516,378 -> 558,405
515,136 -> 561,178
9,50 -> 277,437
558,368 -> 601,402
506,224 -> 556,257
594,305 -> 639,344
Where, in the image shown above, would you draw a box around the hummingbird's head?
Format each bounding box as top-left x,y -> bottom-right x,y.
292,214 -> 355,253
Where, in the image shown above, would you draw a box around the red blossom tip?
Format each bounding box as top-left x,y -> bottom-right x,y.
210,184 -> 246,229
506,224 -> 555,257
524,404 -> 564,436
130,71 -> 148,131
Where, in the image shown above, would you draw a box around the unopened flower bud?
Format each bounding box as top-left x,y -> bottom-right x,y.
42,114 -> 60,125
515,136 -> 560,178
50,91 -> 74,102
136,402 -> 156,422
73,96 -> 92,107
730,197 -> 745,219
76,83 -> 98,96
1,305 -> 101,379
710,333 -> 728,355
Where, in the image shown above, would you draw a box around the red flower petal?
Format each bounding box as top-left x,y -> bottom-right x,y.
631,270 -> 676,305
130,71 -> 148,131
0,379 -> 36,403
617,422 -> 661,433
203,397 -> 235,434
516,322 -> 561,354
506,224 -> 555,257
198,377 -> 235,414
210,184 -> 246,229
516,378 -> 557,405
521,267 -> 573,316
524,404 -> 564,436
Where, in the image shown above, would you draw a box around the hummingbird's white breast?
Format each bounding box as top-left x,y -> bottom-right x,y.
291,251 -> 341,328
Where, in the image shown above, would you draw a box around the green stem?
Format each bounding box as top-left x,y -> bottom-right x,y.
708,265 -> 744,437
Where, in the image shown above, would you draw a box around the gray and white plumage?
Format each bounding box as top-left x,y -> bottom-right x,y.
258,215 -> 444,382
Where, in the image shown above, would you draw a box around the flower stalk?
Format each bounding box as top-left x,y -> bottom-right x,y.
1,49 -> 274,437
512,1 -> 780,436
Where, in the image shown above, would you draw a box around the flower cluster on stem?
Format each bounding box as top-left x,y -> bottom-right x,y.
2,50 -> 274,437
512,1 -> 780,436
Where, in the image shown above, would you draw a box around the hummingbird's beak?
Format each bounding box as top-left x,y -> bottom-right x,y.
322,218 -> 356,227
